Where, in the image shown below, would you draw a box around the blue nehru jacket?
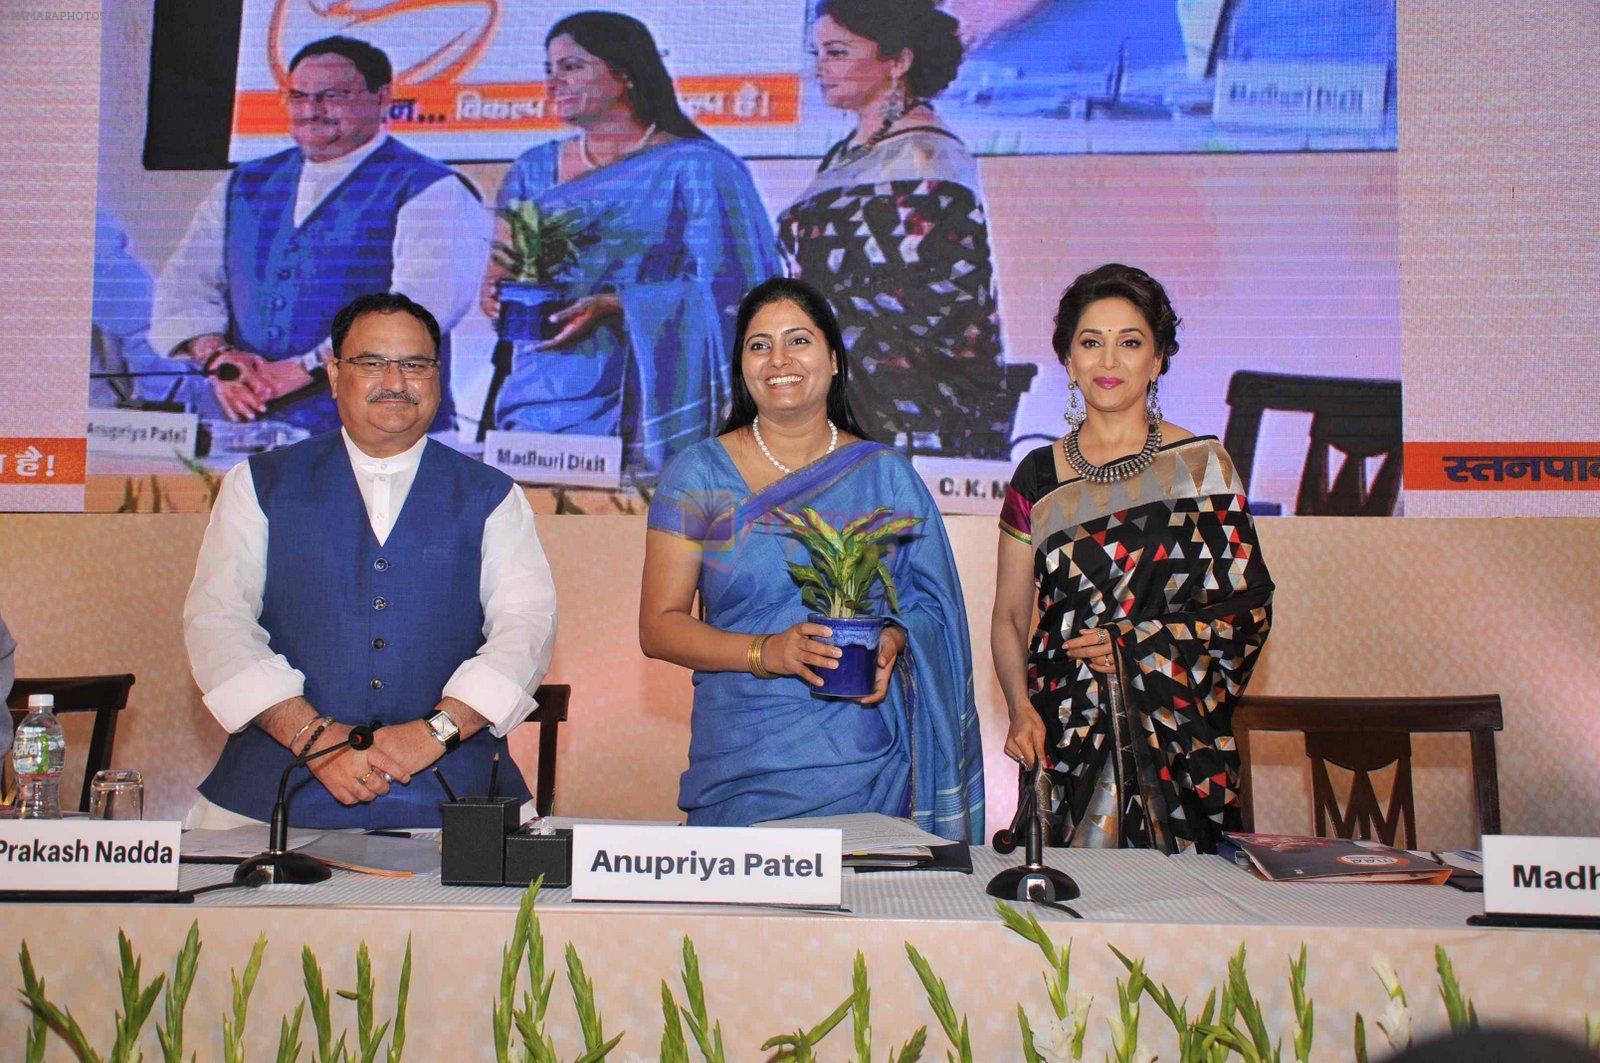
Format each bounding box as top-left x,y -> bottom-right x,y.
197,431 -> 530,828
222,137 -> 460,433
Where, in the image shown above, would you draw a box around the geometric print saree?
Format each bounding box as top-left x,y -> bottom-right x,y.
1000,436 -> 1274,853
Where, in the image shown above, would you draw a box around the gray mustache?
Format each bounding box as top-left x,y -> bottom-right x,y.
369,389 -> 419,405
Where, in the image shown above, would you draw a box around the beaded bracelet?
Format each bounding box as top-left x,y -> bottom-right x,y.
747,634 -> 774,680
287,715 -> 323,753
295,717 -> 333,758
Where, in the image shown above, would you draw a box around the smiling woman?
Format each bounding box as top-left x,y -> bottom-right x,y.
992,264 -> 1274,854
636,278 -> 986,841
480,11 -> 779,485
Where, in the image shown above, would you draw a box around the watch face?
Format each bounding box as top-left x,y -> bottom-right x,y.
430,713 -> 460,741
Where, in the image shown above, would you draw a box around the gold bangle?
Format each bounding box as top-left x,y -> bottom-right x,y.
747,634 -> 774,679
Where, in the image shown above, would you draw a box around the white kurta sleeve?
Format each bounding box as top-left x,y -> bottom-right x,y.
390,173 -> 491,333
150,178 -> 232,359
441,486 -> 558,736
182,462 -> 306,733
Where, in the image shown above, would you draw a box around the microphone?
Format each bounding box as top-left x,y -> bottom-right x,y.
91,361 -> 242,381
986,764 -> 1082,912
233,722 -> 384,886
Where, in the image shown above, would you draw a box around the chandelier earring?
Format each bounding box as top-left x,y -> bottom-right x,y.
883,76 -> 909,126
1064,378 -> 1086,428
1146,378 -> 1164,424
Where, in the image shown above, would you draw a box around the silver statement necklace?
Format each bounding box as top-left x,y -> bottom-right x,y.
1063,419 -> 1163,484
578,123 -> 657,171
752,416 -> 836,475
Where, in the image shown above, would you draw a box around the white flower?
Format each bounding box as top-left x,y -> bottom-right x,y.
1376,997 -> 1412,1050
1033,1016 -> 1076,1063
1372,955 -> 1404,1001
1131,1049 -> 1157,1063
1107,1014 -> 1130,1056
1067,990 -> 1094,1033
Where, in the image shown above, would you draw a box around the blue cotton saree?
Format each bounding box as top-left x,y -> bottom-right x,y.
494,138 -> 780,484
648,438 -> 985,842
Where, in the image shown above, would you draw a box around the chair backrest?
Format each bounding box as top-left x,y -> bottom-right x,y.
1222,371 -> 1403,516
5,674 -> 135,813
1233,693 -> 1503,849
527,684 -> 569,817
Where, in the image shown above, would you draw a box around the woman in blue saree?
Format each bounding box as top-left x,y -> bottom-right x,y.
480,12 -> 779,484
640,278 -> 985,841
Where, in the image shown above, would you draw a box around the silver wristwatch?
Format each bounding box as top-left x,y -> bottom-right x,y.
425,711 -> 461,752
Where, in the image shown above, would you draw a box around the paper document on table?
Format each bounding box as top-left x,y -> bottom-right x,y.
181,825 -> 328,859
299,833 -> 440,877
755,813 -> 944,857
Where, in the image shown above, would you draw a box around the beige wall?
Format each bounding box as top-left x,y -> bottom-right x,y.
4,512 -> 1596,849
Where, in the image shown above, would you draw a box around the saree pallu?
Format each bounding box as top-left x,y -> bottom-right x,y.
648,439 -> 985,842
494,139 -> 779,484
1005,438 -> 1273,853
776,129 -> 1013,459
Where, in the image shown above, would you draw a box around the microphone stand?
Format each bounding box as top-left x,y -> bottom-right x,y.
233,723 -> 383,886
986,765 -> 1081,910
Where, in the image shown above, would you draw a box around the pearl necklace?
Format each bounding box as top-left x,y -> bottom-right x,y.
1063,419 -> 1163,484
752,416 -> 836,475
578,123 -> 657,171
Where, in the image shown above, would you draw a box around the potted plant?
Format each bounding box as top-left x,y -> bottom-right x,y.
493,199 -> 584,342
775,505 -> 923,699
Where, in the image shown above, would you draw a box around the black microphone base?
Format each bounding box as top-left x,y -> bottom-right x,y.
986,862 -> 1081,903
234,850 -> 331,886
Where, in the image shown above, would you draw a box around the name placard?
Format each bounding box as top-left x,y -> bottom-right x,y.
1483,835 -> 1600,917
571,824 -> 842,907
0,821 -> 182,892
86,408 -> 200,459
484,430 -> 623,489
911,456 -> 1014,515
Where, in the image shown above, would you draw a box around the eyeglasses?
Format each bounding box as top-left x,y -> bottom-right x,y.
543,56 -> 606,78
282,87 -> 372,108
336,355 -> 439,378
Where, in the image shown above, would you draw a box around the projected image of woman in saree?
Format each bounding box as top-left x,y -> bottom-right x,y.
779,0 -> 1018,461
480,12 -> 779,486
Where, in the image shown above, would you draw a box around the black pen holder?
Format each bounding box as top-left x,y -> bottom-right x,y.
440,797 -> 521,886
504,827 -> 573,888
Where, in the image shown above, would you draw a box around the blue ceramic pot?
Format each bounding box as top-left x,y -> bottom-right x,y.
808,613 -> 885,699
497,281 -> 568,342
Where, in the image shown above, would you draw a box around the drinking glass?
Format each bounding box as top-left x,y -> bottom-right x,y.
89,769 -> 144,820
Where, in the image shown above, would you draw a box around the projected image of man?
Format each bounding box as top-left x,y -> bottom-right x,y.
151,36 -> 487,439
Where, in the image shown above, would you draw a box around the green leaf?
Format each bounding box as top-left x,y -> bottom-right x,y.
19,940 -> 103,1063
851,953 -> 871,1063
904,945 -> 971,1062
387,937 -> 411,1063
224,935 -> 268,1063
276,1002 -> 306,1063
891,1026 -> 928,1063
302,946 -> 334,1062
1017,1005 -> 1044,1063
659,982 -> 689,1063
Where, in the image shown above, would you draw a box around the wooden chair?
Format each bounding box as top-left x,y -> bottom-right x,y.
1233,694 -> 1503,848
5,674 -> 135,813
527,684 -> 569,817
1222,370 -> 1403,516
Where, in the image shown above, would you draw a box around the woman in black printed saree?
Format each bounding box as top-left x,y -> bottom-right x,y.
991,264 -> 1273,854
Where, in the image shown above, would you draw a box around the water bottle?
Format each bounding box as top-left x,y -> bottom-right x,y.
13,694 -> 66,819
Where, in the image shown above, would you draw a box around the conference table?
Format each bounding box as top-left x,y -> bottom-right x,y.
2,842 -> 1595,1059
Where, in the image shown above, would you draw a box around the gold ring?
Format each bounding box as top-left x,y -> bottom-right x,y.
1098,629 -> 1109,644
359,770 -> 375,786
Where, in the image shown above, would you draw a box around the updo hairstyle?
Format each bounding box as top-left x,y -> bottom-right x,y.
1050,263 -> 1181,374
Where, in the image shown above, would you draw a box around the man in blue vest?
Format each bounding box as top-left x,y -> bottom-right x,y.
152,36 -> 486,436
182,292 -> 557,829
